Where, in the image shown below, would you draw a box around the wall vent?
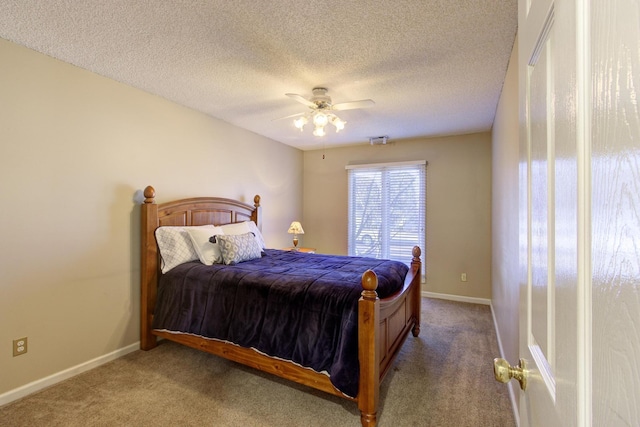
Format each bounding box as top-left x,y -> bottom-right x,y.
369,136 -> 388,145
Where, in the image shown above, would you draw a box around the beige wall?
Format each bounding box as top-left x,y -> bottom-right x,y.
0,38 -> 302,396
302,133 -> 492,299
491,37 -> 519,384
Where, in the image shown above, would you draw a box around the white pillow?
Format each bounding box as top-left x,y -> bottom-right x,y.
219,221 -> 266,249
155,225 -> 215,273
186,226 -> 225,265
246,220 -> 266,249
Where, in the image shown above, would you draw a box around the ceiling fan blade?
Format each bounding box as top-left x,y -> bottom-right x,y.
332,99 -> 375,111
272,112 -> 306,121
285,93 -> 317,108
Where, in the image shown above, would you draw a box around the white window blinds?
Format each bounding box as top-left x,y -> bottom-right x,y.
347,161 -> 426,269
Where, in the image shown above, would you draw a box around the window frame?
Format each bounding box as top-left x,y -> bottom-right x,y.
346,160 -> 426,275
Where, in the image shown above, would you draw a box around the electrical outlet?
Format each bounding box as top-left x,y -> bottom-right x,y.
13,337 -> 28,357
461,273 -> 467,282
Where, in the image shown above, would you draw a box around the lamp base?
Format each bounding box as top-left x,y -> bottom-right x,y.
292,236 -> 299,249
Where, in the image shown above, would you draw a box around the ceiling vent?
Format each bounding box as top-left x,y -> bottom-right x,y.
369,136 -> 388,145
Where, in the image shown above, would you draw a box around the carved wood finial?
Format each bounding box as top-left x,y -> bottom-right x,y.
361,269 -> 378,300
143,186 -> 156,204
412,246 -> 422,263
254,194 -> 261,207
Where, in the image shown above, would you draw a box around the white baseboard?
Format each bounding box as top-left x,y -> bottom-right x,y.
490,304 -> 520,427
0,342 -> 139,407
421,291 -> 491,306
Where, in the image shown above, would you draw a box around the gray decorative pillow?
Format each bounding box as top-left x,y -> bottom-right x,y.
216,232 -> 263,265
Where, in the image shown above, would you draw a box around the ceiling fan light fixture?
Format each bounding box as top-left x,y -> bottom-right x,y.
294,116 -> 307,130
292,111 -> 346,136
332,116 -> 346,132
313,112 -> 329,127
313,126 -> 326,137
284,88 -> 373,137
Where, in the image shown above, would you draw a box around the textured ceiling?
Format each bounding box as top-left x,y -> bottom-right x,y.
0,0 -> 517,150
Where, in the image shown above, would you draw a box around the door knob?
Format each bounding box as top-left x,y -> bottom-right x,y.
493,358 -> 527,391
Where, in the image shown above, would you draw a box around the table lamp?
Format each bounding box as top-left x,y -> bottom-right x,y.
287,221 -> 304,250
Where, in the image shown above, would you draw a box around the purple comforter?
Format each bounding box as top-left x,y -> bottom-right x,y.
153,249 -> 409,397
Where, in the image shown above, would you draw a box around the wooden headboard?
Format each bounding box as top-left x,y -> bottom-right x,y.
140,185 -> 261,349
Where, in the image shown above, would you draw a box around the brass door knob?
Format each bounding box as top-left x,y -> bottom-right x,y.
493,358 -> 527,391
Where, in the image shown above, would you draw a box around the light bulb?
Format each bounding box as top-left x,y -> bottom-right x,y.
313,126 -> 326,137
313,112 -> 329,127
332,117 -> 346,132
294,116 -> 307,130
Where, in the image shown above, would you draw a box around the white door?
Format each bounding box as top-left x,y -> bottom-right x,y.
510,0 -> 640,426
515,0 -> 585,425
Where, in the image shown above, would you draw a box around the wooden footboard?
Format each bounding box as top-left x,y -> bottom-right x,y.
140,186 -> 422,427
357,247 -> 422,426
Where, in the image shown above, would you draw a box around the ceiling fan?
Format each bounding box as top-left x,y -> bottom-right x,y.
281,87 -> 375,136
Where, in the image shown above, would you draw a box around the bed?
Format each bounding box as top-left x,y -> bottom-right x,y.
140,186 -> 422,426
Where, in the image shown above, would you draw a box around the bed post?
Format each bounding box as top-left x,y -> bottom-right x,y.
411,246 -> 422,337
140,185 -> 159,350
358,270 -> 380,427
251,195 -> 262,229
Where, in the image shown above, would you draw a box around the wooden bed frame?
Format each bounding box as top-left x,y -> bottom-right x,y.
140,186 -> 422,426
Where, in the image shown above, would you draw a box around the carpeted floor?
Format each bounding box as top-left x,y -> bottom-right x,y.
0,298 -> 515,427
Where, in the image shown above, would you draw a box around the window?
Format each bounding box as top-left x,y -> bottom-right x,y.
347,161 -> 426,270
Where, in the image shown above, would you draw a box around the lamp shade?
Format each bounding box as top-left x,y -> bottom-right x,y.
287,221 -> 304,235
313,112 -> 329,127
294,116 -> 308,130
312,126 -> 325,137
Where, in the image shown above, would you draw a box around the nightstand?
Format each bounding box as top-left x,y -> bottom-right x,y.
282,247 -> 316,253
